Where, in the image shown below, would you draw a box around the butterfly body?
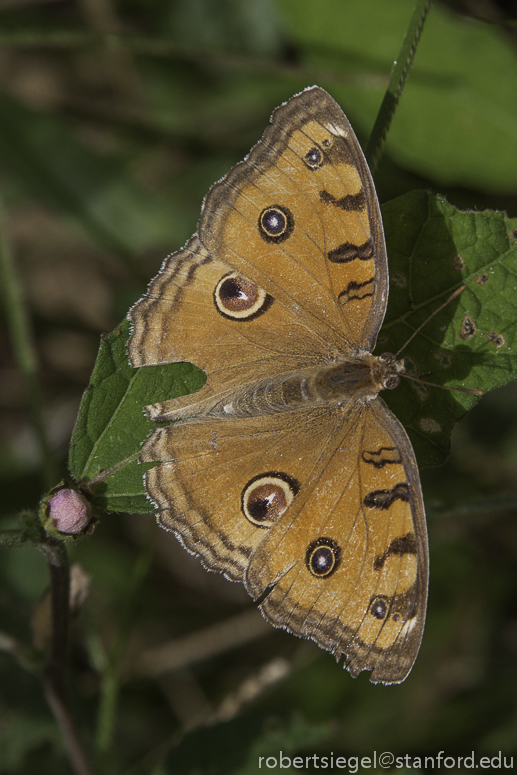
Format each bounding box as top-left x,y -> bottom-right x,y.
128,87 -> 428,684
150,353 -> 403,424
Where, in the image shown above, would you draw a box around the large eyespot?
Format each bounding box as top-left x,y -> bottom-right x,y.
304,147 -> 324,169
369,595 -> 389,620
241,472 -> 299,527
214,272 -> 271,320
258,205 -> 294,244
305,537 -> 341,578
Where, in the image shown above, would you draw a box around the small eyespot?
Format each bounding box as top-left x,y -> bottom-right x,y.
322,138 -> 331,148
370,596 -> 389,620
214,272 -> 270,320
305,537 -> 341,578
258,205 -> 294,244
241,472 -> 299,527
304,147 -> 323,169
384,375 -> 400,390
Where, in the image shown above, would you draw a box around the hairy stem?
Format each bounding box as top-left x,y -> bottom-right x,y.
365,0 -> 432,172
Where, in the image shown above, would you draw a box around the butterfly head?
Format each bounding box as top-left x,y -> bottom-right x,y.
376,352 -> 406,391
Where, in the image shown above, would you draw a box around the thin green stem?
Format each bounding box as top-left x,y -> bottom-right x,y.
0,203 -> 57,489
365,0 -> 432,173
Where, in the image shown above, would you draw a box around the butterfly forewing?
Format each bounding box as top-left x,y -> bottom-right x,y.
128,236 -> 332,417
199,88 -> 388,352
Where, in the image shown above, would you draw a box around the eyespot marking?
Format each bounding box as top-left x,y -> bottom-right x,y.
369,587 -> 419,624
241,472 -> 299,527
214,273 -> 272,320
370,596 -> 389,620
304,147 -> 324,169
258,205 -> 294,244
305,537 -> 342,578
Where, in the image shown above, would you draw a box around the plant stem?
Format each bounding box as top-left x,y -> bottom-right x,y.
39,538 -> 96,775
43,678 -> 96,775
0,201 -> 57,489
365,0 -> 432,173
0,525 -> 95,773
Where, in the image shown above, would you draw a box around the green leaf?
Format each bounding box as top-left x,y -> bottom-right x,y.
379,190 -> 517,466
68,193 -> 517,512
68,319 -> 205,513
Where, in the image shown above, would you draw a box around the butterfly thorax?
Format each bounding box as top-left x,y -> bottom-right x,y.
314,352 -> 404,401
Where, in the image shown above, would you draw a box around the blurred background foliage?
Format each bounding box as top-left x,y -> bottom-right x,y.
1,0 -> 517,773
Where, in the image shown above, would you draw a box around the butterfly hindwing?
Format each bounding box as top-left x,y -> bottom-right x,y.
138,404 -> 347,583
246,397 -> 427,684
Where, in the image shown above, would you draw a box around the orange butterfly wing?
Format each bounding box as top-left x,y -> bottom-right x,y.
128,86 -> 429,684
199,87 -> 388,352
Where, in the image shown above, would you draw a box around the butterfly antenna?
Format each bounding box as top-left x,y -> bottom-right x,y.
394,285 -> 484,397
395,285 -> 466,358
402,372 -> 484,396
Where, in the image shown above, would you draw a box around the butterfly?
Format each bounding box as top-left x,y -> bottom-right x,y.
128,86 -> 428,684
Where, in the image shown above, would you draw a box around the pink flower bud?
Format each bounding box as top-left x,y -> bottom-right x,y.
48,489 -> 92,535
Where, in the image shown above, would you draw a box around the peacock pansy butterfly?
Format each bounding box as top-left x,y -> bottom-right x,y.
128,86 -> 428,684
